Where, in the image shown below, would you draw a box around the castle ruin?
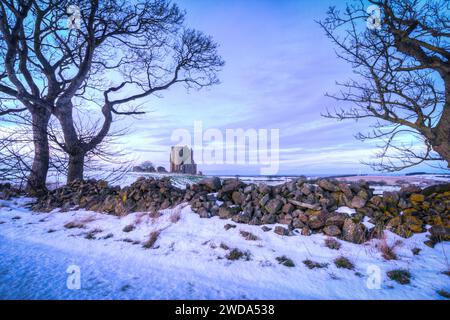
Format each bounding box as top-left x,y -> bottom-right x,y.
170,146 -> 197,175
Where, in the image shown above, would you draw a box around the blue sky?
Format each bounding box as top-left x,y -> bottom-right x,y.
111,0 -> 447,175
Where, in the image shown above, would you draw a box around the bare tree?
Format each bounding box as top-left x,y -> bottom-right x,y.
0,0 -> 224,190
319,0 -> 449,171
0,113 -> 32,189
47,111 -> 133,186
0,106 -> 132,189
0,1 -> 52,193
0,112 -> 60,189
38,0 -> 223,182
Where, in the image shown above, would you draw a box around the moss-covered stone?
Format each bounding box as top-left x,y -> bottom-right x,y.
410,194 -> 425,203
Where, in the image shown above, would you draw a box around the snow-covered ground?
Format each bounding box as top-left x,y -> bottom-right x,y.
45,170 -> 203,189
0,197 -> 448,300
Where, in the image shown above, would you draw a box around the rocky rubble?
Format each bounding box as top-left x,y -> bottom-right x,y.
189,177 -> 449,246
27,176 -> 450,246
32,177 -> 185,216
188,177 -> 375,243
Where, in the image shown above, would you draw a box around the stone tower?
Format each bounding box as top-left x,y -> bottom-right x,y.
170,146 -> 197,175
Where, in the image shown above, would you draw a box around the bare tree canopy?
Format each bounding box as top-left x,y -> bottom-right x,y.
0,0 -> 224,190
319,0 -> 450,171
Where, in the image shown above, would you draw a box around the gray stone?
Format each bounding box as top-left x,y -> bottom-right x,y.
318,179 -> 340,192
274,226 -> 289,236
221,179 -> 241,193
383,191 -> 400,204
308,215 -> 325,230
342,218 -> 366,244
326,215 -> 346,228
300,184 -> 314,195
301,227 -> 312,236
261,213 -> 277,224
323,225 -> 341,237
350,196 -> 367,209
218,206 -> 240,219
232,211 -> 252,224
198,177 -> 222,191
430,226 -> 450,242
258,184 -> 271,194
265,199 -> 283,215
259,194 -> 270,207
288,199 -> 320,210
232,191 -> 244,205
279,214 -> 293,225
292,218 -> 305,229
282,203 -> 294,214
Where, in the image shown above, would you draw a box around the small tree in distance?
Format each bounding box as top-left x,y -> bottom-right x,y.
141,161 -> 155,171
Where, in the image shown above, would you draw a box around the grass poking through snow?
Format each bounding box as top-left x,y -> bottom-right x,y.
122,224 -> 135,233
170,211 -> 181,223
303,259 -> 329,269
64,216 -> 96,229
437,289 -> 450,299
226,248 -> 251,261
85,228 -> 103,240
324,237 -> 341,250
142,230 -> 161,249
240,230 -> 260,241
334,256 -> 354,270
224,224 -> 236,231
64,221 -> 85,229
378,237 -> 402,260
276,256 -> 295,267
387,269 -> 411,285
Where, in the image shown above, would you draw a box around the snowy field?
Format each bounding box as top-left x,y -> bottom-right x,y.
41,170 -> 449,192
45,170 -> 204,189
0,196 -> 448,300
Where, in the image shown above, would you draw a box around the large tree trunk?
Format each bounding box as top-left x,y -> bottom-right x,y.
26,108 -> 51,195
56,101 -> 113,184
55,102 -> 87,183
432,85 -> 450,167
67,151 -> 85,182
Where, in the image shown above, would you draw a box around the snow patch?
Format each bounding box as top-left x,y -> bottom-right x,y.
0,197 -> 448,299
